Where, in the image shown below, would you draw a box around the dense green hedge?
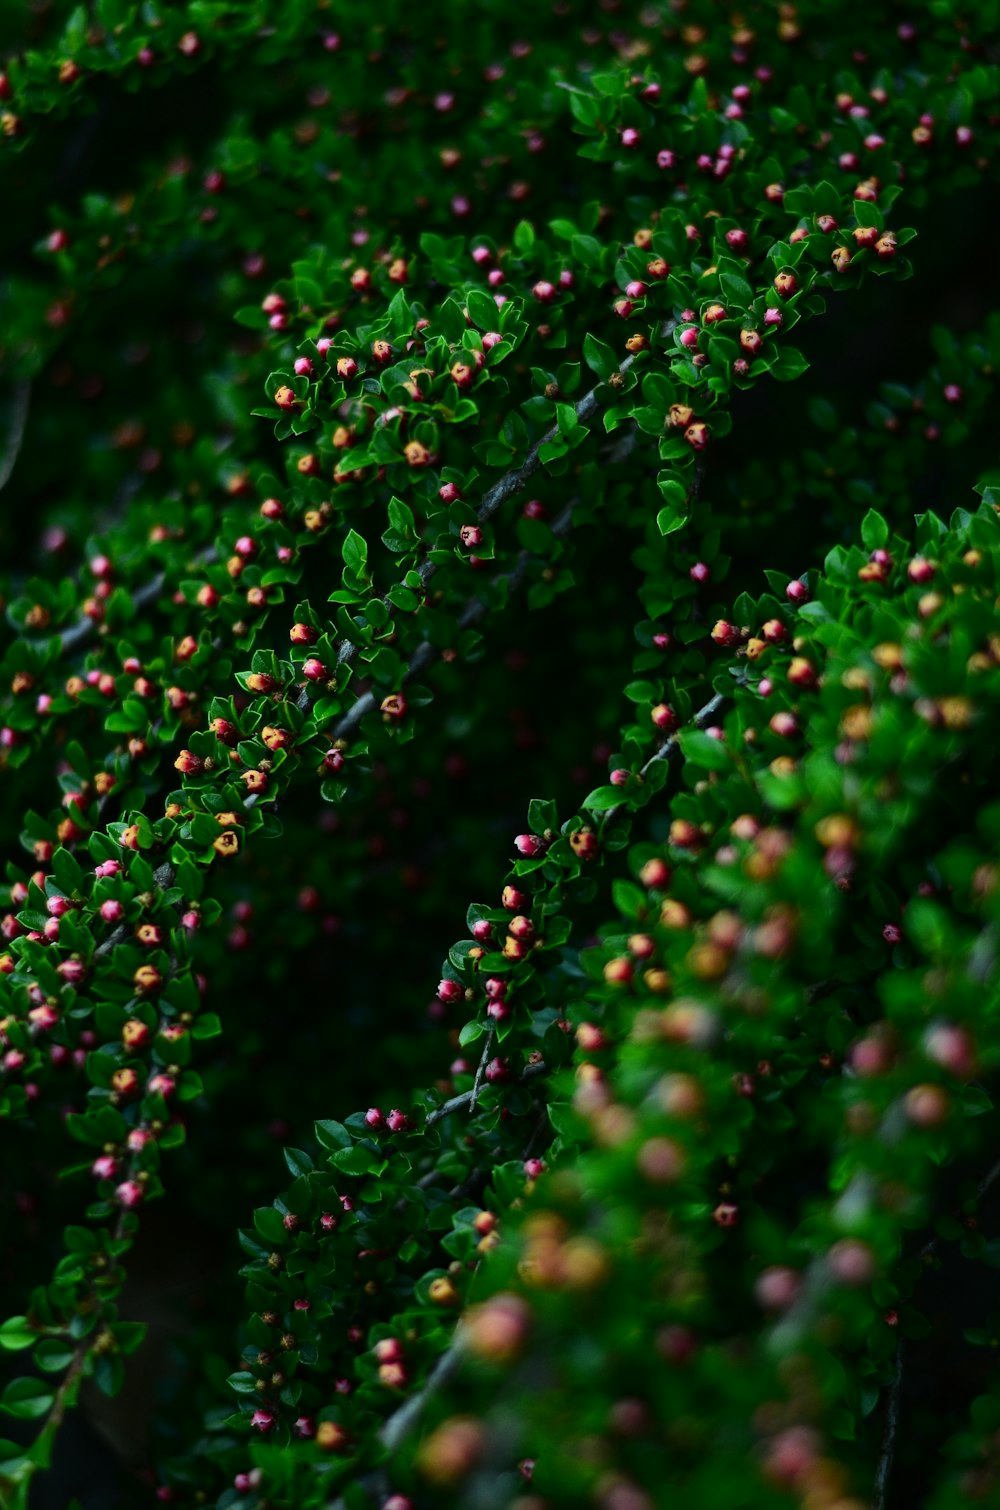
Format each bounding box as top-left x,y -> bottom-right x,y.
2,2 -> 1000,1506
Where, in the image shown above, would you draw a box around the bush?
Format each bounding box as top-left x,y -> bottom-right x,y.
1,3 -> 1000,1507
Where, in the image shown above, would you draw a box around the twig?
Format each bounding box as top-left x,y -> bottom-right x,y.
598,687 -> 729,828
379,1339 -> 466,1452
325,502 -> 575,742
873,1341 -> 904,1510
424,1057 -> 547,1129
93,861 -> 175,958
327,1343 -> 469,1510
469,1031 -> 496,1114
415,356 -> 638,591
56,570 -> 167,656
0,380 -> 30,495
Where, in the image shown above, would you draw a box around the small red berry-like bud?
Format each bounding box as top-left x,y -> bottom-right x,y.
294,356 -> 313,377
613,298 -> 634,319
831,246 -> 852,272
739,328 -> 763,355
773,271 -> 797,298
702,303 -> 727,325
689,562 -> 711,584
610,768 -> 630,786
827,1238 -> 874,1285
923,1024 -> 974,1077
439,482 -> 462,504
882,922 -> 903,945
386,1109 -> 410,1133
603,957 -> 633,986
620,127 -> 641,148
754,1266 -> 801,1310
274,386 -> 296,411
322,748 -> 344,774
116,1180 -> 145,1209
290,622 -> 318,645
684,422 -> 709,450
852,224 -> 879,250
484,1057 -> 510,1083
365,1107 -> 384,1128
906,552 -> 942,579
943,383 -> 962,404
650,703 -> 678,732
712,1203 -> 739,1228
173,749 -> 204,775
669,819 -> 704,851
875,232 -> 897,260
532,280 -> 556,303
371,339 -> 393,365
122,1018 -> 151,1051
761,619 -> 786,643
514,833 -> 544,856
482,330 -> 503,350
639,858 -> 671,888
460,525 -> 482,547
787,657 -> 816,687
302,657 -> 328,682
711,620 -> 741,649
768,711 -> 798,739
785,578 -> 810,603
437,978 -> 464,1004
381,693 -> 407,719
251,1410 -> 275,1433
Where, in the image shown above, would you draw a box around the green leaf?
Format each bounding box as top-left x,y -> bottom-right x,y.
513,220 -> 536,255
583,332 -> 618,381
657,497 -> 689,536
315,1119 -> 352,1151
0,1317 -> 35,1352
342,530 -> 368,576
860,509 -> 889,550
769,347 -> 810,382
284,1147 -> 314,1178
34,1337 -> 75,1373
192,1013 -> 222,1040
0,1377 -> 53,1420
466,288 -> 498,330
582,786 -> 621,811
528,798 -> 558,833
679,729 -> 732,771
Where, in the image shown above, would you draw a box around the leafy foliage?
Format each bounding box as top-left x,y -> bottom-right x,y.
1,1 -> 1000,1507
